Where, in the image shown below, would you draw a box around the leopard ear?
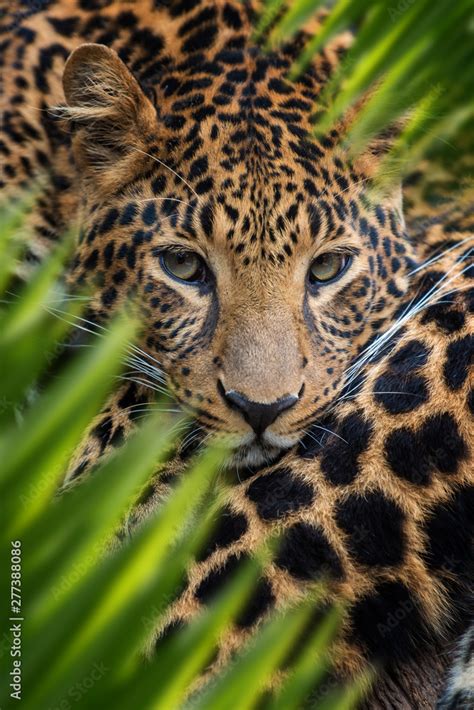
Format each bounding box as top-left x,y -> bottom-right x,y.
352,119 -> 407,172
351,116 -> 408,217
62,43 -> 156,189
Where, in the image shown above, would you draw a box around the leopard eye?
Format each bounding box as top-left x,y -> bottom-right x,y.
308,252 -> 351,286
160,250 -> 207,284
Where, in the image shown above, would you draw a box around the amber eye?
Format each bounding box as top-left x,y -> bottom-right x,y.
160,250 -> 207,284
308,252 -> 351,286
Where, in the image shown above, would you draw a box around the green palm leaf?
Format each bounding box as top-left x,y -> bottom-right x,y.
264,0 -> 474,179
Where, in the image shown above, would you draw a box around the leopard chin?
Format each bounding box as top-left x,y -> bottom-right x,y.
224,431 -> 300,469
228,442 -> 284,469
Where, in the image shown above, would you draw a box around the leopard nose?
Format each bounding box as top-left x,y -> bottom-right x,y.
220,385 -> 298,436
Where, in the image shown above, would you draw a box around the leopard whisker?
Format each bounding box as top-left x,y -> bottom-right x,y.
290,420 -> 348,445
343,252 -> 471,385
124,355 -> 167,384
120,406 -> 181,416
408,235 -> 473,275
308,423 -> 348,445
118,375 -> 169,397
180,427 -> 205,452
127,345 -> 167,376
136,197 -> 192,208
46,306 -> 106,333
45,308 -> 104,339
121,370 -> 170,396
300,428 -> 324,447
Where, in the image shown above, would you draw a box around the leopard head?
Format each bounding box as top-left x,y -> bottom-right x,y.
64,41 -> 417,466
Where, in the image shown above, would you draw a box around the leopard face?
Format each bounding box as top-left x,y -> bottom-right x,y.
66,41 -> 416,466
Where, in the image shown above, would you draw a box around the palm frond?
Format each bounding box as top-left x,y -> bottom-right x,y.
263,0 -> 474,181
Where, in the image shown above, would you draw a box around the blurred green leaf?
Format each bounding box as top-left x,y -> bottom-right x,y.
0,190 -> 38,293
0,313 -> 137,538
266,605 -> 342,709
262,0 -> 474,179
112,551 -> 266,709
191,600 -> 321,710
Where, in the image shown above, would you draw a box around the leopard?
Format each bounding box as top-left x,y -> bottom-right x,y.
1,1 -> 473,707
